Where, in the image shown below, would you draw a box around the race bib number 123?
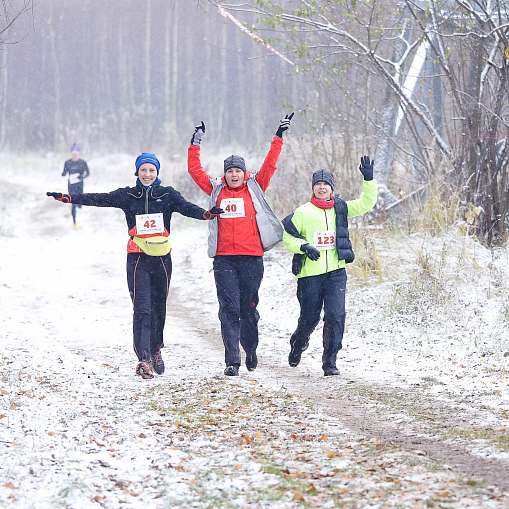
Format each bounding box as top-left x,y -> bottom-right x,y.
314,230 -> 336,250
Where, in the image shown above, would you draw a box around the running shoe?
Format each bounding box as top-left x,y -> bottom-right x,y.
224,365 -> 239,376
246,352 -> 257,371
152,350 -> 165,375
323,368 -> 340,377
73,222 -> 78,229
288,342 -> 309,367
136,360 -> 154,379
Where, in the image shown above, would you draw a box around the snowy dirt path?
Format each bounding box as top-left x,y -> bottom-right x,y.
1,159 -> 509,507
169,226 -> 509,493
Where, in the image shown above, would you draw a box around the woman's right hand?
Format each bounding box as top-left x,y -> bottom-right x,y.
47,192 -> 72,203
300,243 -> 321,261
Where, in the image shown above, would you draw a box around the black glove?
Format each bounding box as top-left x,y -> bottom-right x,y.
47,192 -> 72,204
203,206 -> 224,220
359,155 -> 374,181
300,243 -> 320,261
191,121 -> 206,146
275,112 -> 294,138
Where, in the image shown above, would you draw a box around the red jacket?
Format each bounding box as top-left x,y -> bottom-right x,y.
188,137 -> 283,256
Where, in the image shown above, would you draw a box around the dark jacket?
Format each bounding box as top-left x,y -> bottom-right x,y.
70,185 -> 208,235
63,159 -> 90,192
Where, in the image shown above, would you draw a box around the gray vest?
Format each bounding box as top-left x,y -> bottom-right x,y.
207,174 -> 283,258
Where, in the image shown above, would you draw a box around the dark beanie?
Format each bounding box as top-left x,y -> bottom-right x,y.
312,169 -> 334,190
224,155 -> 246,173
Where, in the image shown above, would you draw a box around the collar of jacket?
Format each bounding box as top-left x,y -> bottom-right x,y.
311,195 -> 335,209
136,177 -> 162,190
221,170 -> 252,190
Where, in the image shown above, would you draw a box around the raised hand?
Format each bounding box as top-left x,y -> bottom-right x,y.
300,243 -> 321,261
359,156 -> 374,181
203,206 -> 224,220
275,112 -> 294,138
191,121 -> 206,146
46,192 -> 72,203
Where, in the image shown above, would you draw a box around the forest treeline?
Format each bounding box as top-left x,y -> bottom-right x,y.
0,0 -> 303,155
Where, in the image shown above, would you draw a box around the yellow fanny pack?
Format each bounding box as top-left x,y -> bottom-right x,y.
131,235 -> 171,256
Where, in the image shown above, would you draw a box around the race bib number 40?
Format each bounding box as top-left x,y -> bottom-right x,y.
69,173 -> 81,184
219,198 -> 245,218
136,213 -> 164,235
314,230 -> 336,250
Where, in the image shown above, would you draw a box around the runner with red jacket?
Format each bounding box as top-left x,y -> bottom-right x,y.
47,153 -> 223,379
188,115 -> 293,376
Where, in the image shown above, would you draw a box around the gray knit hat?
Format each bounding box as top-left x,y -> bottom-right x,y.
312,169 -> 334,190
224,155 -> 246,173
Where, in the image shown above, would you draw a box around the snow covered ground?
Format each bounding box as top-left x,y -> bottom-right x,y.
1,153 -> 509,507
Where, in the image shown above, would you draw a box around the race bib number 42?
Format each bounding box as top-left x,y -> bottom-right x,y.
136,213 -> 164,235
314,230 -> 336,250
219,198 -> 245,218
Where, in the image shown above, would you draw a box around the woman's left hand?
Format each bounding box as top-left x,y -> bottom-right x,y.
359,156 -> 374,181
203,206 -> 224,219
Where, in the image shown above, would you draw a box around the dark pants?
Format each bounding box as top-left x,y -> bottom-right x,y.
290,268 -> 347,370
68,182 -> 83,222
126,252 -> 172,362
213,255 -> 264,366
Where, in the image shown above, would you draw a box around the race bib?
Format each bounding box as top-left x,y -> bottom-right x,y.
314,230 -> 336,250
69,173 -> 81,184
136,213 -> 164,235
220,198 -> 245,218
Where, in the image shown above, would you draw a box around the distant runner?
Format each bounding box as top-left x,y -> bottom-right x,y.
188,115 -> 293,376
47,152 -> 223,379
62,143 -> 90,228
282,158 -> 378,376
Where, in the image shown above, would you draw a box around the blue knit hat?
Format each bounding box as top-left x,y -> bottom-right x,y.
71,143 -> 80,153
135,153 -> 160,174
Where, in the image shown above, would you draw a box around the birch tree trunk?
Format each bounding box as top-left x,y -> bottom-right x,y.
49,0 -> 61,151
145,0 -> 152,146
0,45 -> 7,150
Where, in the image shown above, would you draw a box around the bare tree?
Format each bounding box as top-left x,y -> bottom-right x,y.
219,0 -> 509,244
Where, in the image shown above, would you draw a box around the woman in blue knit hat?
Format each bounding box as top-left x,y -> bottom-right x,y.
47,152 -> 223,379
282,158 -> 378,376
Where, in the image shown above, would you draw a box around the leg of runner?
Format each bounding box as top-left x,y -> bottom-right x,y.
322,269 -> 347,376
71,204 -> 77,226
238,255 -> 263,371
149,255 -> 172,375
68,181 -> 83,228
127,253 -> 154,379
289,273 -> 325,367
213,255 -> 242,375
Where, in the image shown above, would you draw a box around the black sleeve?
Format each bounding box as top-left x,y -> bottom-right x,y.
62,161 -> 68,177
82,161 -> 90,179
167,187 -> 208,220
70,188 -> 125,208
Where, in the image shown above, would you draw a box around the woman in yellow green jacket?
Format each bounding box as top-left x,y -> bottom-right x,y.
282,157 -> 378,376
